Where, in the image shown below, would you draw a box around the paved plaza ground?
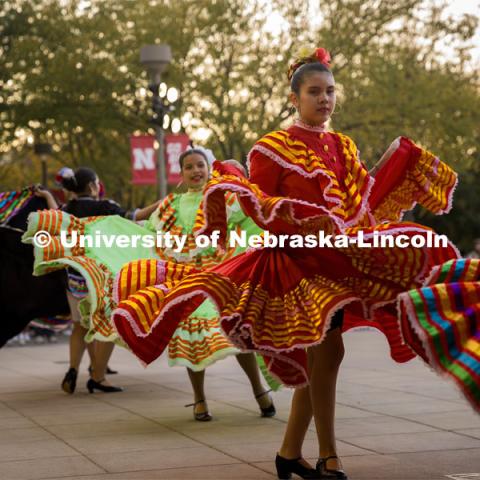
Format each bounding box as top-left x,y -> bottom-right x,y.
0,330 -> 479,480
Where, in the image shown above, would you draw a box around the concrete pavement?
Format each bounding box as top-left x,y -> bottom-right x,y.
0,329 -> 479,479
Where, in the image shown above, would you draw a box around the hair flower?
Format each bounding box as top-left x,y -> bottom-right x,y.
55,167 -> 75,186
314,48 -> 331,67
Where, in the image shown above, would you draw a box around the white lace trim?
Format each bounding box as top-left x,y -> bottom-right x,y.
293,119 -> 326,132
196,180 -> 343,238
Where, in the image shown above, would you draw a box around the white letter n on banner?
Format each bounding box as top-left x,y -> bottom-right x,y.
132,148 -> 155,170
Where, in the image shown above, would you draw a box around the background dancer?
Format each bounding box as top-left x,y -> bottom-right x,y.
144,148 -> 274,420
34,167 -> 158,394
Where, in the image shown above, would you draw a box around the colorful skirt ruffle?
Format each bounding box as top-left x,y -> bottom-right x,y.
22,211 -> 241,370
168,311 -> 239,371
398,258 -> 480,412
111,139 -> 459,387
23,212 -> 159,341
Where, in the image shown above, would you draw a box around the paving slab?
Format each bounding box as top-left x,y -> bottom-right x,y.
348,430 -> 480,454
86,445 -> 241,473
47,463 -> 275,479
0,456 -> 104,480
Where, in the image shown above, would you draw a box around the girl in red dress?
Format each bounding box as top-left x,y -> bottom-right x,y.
111,48 -> 458,479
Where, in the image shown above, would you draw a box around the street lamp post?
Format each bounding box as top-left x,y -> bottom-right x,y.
34,142 -> 53,187
140,44 -> 172,200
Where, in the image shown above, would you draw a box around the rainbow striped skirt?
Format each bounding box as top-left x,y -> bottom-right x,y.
399,258 -> 480,413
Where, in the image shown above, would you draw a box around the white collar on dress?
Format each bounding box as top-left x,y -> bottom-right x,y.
293,119 -> 326,133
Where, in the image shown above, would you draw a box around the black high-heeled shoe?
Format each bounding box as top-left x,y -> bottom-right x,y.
275,454 -> 321,479
61,367 -> 77,394
256,389 -> 276,417
316,455 -> 348,479
184,399 -> 212,421
86,378 -> 123,393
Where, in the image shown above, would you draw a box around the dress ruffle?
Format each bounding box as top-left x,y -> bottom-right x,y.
23,206 -> 244,370
368,137 -> 457,224
398,259 -> 480,412
112,224 -> 458,385
22,210 -> 146,340
111,134 -> 459,386
247,131 -> 373,227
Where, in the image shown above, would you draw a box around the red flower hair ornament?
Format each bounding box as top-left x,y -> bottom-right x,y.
314,48 -> 331,68
287,47 -> 332,81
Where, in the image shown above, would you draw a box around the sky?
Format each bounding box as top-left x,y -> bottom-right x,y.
439,0 -> 479,61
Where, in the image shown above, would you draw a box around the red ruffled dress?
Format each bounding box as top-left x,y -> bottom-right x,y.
112,121 -> 459,387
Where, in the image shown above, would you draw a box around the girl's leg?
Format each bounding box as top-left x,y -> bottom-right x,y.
86,340 -> 96,369
308,327 -> 345,470
68,322 -> 88,370
235,352 -> 272,409
66,291 -> 87,370
278,386 -> 313,464
90,341 -> 115,385
62,291 -> 85,393
186,368 -> 209,415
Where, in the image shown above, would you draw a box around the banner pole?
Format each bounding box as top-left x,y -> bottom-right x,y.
156,126 -> 167,200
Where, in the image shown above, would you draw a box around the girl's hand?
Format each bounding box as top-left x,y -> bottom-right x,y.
34,185 -> 52,199
34,186 -> 59,209
369,137 -> 401,176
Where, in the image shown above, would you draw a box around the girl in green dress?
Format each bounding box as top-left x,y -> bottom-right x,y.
148,149 -> 275,421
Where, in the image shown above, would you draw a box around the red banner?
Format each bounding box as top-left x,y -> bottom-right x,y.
165,133 -> 191,185
130,135 -> 156,185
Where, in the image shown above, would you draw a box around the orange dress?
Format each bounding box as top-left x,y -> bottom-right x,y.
112,122 -> 459,386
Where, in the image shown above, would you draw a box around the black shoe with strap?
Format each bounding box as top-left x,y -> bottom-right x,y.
61,367 -> 77,394
86,378 -> 123,393
185,399 -> 212,422
256,389 -> 276,417
275,454 -> 322,479
316,455 -> 348,479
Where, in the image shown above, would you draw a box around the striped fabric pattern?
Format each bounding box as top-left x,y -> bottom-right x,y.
0,187 -> 35,224
253,131 -> 372,226
150,191 -> 242,269
23,211 -> 145,341
110,134 -> 460,386
113,267 -> 237,366
168,315 -> 238,371
113,258 -> 240,370
198,169 -> 339,246
110,130 -> 461,386
23,201 -> 244,370
371,138 -> 457,223
111,224 -> 457,384
399,259 -> 480,412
